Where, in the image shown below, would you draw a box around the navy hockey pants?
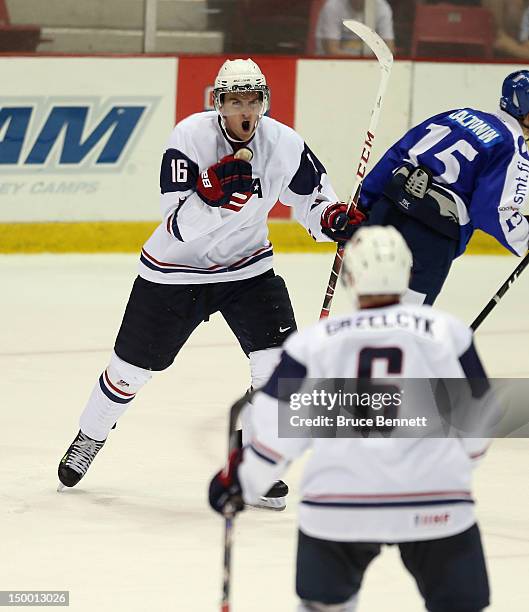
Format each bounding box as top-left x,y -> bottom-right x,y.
365,196 -> 458,305
296,524 -> 490,611
114,269 -> 297,371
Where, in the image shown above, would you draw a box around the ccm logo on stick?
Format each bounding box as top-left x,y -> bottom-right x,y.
357,131 -> 375,179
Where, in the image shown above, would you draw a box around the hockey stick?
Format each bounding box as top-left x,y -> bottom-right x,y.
220,392 -> 253,612
471,251 -> 529,331
319,20 -> 393,319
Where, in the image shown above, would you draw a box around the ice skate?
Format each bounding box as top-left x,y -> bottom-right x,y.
248,480 -> 288,511
234,427 -> 289,511
57,430 -> 106,491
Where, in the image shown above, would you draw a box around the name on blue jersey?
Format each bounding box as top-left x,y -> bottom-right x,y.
447,109 -> 502,147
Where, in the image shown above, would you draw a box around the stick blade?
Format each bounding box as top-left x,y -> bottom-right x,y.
343,20 -> 393,68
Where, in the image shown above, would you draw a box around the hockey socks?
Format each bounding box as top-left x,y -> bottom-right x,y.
79,351 -> 152,441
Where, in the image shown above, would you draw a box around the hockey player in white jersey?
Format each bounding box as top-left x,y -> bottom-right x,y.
209,226 -> 491,610
359,70 -> 529,305
56,58 -> 365,507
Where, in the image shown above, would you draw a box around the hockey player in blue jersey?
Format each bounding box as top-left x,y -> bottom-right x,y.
358,70 -> 529,305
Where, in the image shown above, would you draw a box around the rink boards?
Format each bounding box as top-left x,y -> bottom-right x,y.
0,55 -> 525,253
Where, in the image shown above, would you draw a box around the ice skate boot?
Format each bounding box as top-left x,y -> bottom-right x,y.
250,480 -> 289,511
235,429 -> 289,510
57,430 -> 105,491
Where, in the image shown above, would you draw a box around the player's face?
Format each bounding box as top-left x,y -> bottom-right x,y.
221,92 -> 263,141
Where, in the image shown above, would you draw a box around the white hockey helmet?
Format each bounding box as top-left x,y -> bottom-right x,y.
213,59 -> 270,133
341,226 -> 412,297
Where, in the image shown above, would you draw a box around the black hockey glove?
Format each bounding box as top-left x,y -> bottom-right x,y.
196,155 -> 253,208
321,203 -> 366,242
209,448 -> 245,516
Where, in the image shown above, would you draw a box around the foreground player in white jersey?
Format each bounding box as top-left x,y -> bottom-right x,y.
210,227 -> 491,611
56,58 -> 364,507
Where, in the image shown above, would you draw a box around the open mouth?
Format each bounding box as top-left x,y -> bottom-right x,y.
242,120 -> 251,132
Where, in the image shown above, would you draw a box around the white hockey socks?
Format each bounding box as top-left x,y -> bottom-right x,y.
242,347 -> 282,444
79,352 -> 153,441
249,347 -> 282,389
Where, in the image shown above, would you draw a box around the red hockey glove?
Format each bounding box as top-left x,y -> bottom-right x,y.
196,155 -> 253,208
321,203 -> 366,242
208,448 -> 245,516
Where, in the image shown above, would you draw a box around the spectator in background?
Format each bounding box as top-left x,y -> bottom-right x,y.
483,0 -> 529,60
316,0 -> 395,56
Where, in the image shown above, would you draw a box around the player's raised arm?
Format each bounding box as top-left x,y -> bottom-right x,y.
159,130 -> 259,243
159,129 -> 225,242
159,60 -> 268,243
279,142 -> 365,243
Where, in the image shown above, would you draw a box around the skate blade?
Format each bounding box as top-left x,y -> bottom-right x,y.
247,496 -> 286,512
57,482 -> 67,492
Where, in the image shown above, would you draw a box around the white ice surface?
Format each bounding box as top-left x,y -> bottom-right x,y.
1,253 -> 528,611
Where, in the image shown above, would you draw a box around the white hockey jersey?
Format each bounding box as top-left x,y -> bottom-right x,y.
239,302 -> 490,542
138,111 -> 337,284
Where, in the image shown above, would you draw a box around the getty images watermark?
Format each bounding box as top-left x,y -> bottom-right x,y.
277,378 -> 529,439
288,388 -> 428,431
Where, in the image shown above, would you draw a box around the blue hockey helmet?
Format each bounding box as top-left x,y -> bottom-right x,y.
500,70 -> 529,119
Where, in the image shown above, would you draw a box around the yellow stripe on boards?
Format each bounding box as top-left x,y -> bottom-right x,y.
0,222 -> 158,254
0,221 -> 511,255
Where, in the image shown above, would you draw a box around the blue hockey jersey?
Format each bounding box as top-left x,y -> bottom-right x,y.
360,108 -> 529,256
